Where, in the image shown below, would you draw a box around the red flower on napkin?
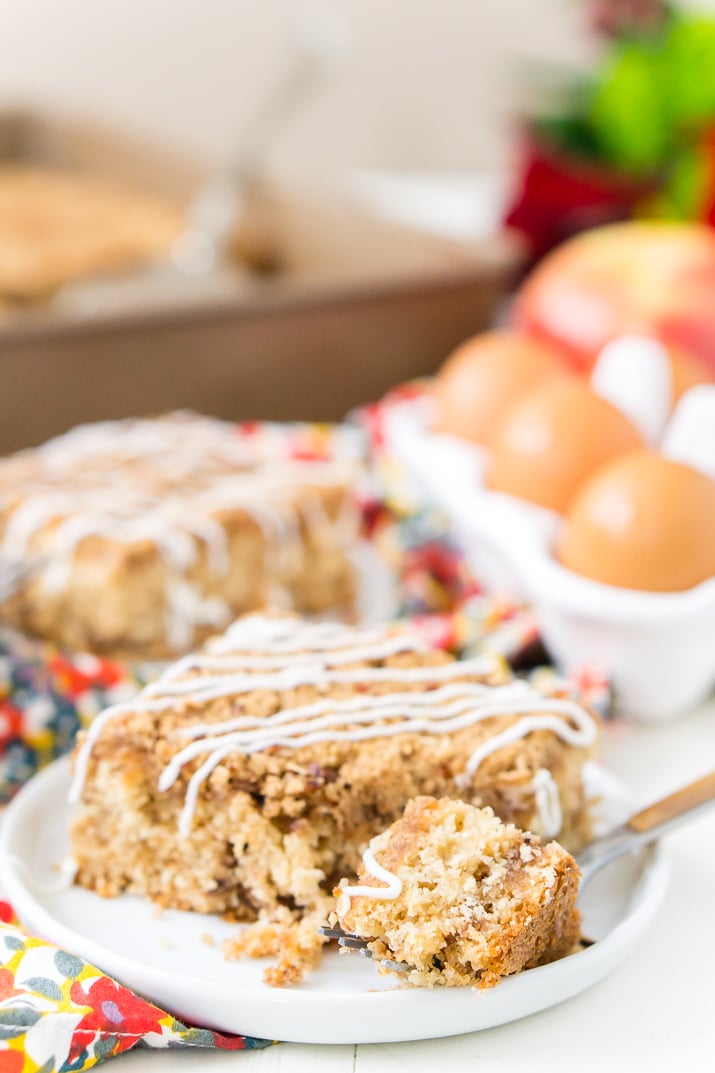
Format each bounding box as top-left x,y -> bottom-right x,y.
48,654 -> 125,697
0,703 -> 23,749
0,966 -> 22,1001
69,977 -> 165,1038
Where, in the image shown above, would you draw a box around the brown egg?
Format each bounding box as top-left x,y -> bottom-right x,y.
557,450 -> 715,591
486,380 -> 643,513
667,346 -> 715,403
432,330 -> 571,445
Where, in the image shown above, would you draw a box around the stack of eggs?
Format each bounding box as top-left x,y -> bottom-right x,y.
433,329 -> 715,594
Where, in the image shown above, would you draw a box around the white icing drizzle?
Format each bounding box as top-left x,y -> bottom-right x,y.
29,413 -> 324,480
168,694 -> 592,837
158,690 -> 578,789
296,489 -> 338,553
208,615 -> 393,654
67,614 -> 598,843
169,512 -> 230,578
140,653 -> 498,705
161,633 -> 428,677
454,710 -> 595,789
0,415 -> 359,650
174,681 -> 509,741
164,581 -> 231,653
531,768 -> 563,840
68,650 -> 499,806
337,848 -> 403,918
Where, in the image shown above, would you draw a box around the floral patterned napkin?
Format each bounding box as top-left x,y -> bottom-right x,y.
0,905 -> 272,1069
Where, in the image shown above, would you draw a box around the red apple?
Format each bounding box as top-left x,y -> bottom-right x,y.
514,221 -> 715,380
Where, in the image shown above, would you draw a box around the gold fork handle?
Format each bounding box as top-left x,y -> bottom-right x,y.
627,771 -> 715,834
578,770 -> 715,888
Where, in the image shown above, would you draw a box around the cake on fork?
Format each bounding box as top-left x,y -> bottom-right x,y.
333,795 -> 582,988
67,611 -> 598,986
0,413 -> 361,658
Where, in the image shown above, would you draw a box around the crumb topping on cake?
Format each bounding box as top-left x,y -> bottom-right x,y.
69,612 -> 597,841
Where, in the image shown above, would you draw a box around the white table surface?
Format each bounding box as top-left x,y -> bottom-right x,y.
116,698 -> 715,1073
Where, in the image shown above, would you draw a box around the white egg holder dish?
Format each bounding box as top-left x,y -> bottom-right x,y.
381,388 -> 715,724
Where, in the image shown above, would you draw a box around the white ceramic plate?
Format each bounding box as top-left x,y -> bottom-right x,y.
0,760 -> 668,1045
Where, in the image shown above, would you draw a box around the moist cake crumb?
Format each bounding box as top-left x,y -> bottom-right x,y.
334,796 -> 582,988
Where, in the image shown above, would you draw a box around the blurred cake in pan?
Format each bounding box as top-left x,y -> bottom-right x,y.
0,413 -> 361,658
0,164 -> 181,304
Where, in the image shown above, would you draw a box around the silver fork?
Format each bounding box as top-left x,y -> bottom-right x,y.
577,769 -> 715,887
317,926 -> 411,972
320,770 -> 715,971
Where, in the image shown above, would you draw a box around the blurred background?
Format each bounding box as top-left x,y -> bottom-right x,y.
0,1 -> 714,762
0,0 -> 590,173
2,0 -> 715,450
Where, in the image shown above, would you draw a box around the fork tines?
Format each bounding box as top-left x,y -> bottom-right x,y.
318,923 -> 370,951
317,923 -> 410,972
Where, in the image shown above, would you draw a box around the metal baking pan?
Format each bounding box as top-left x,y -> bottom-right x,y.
0,111 -> 519,451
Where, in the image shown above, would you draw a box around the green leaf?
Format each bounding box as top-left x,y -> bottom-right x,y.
662,142 -> 712,218
54,950 -> 83,979
588,42 -> 670,174
661,17 -> 715,129
0,1004 -> 42,1039
532,114 -> 604,160
22,976 -> 63,1002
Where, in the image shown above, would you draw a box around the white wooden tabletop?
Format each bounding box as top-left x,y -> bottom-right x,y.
115,698 -> 715,1073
